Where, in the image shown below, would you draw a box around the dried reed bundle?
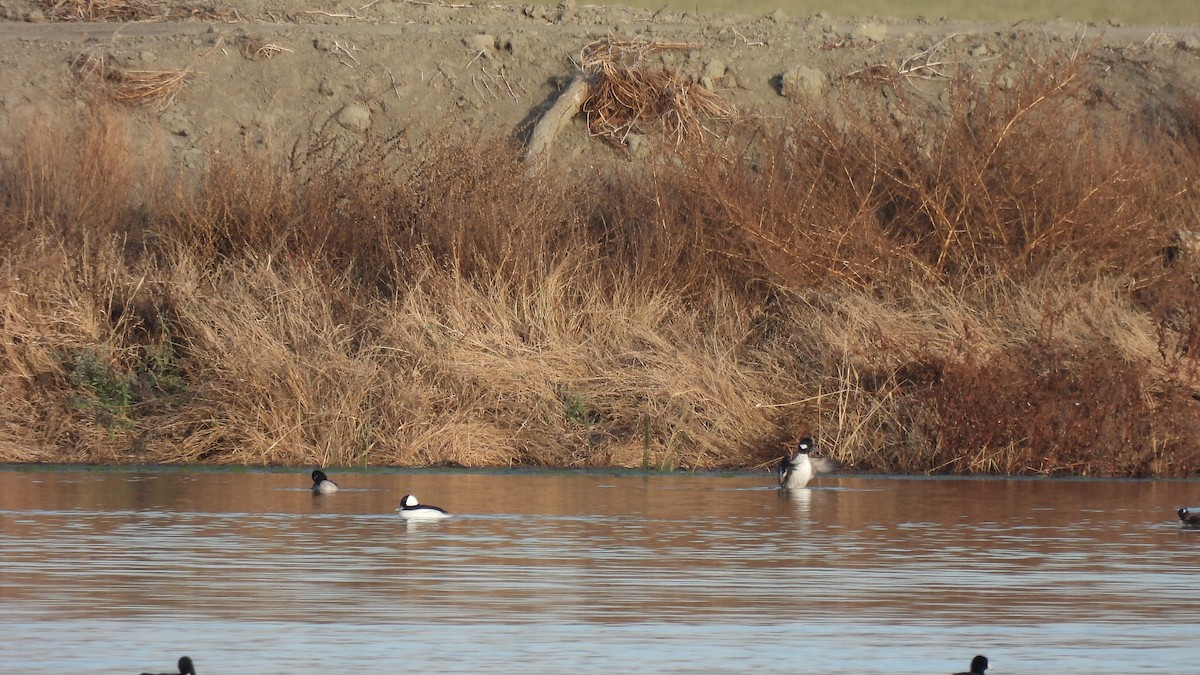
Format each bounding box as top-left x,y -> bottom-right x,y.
74,50 -> 192,110
577,37 -> 737,145
238,34 -> 293,61
39,0 -> 237,22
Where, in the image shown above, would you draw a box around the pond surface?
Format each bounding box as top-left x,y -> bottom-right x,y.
0,467 -> 1197,673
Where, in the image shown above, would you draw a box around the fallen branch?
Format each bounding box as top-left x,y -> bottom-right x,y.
525,75 -> 589,160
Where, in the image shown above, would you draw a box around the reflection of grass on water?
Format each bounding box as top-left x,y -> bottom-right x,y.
1,45 -> 1199,475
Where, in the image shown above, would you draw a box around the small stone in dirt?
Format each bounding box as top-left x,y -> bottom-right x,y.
723,64 -> 742,89
701,59 -> 726,90
780,65 -> 824,101
768,8 -> 785,23
160,111 -> 191,137
465,33 -> 495,58
313,37 -> 334,52
496,34 -> 516,55
969,43 -> 988,57
183,148 -> 203,170
852,22 -> 887,43
1181,36 -> 1200,52
336,103 -> 371,132
317,79 -> 337,97
625,133 -> 650,159
24,9 -> 44,22
140,51 -> 158,63
523,5 -> 552,22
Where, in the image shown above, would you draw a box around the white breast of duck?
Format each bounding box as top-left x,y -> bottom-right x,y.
398,494 -> 452,520
778,437 -> 838,489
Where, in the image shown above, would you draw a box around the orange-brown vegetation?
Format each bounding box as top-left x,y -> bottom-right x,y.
1,48 -> 1198,475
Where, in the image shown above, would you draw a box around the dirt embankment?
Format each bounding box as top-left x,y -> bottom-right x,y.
1,3 -> 1199,165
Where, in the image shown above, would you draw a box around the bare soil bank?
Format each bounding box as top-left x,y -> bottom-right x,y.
1,3 -> 1199,166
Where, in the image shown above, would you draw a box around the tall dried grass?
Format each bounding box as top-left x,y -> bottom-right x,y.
1,49 -> 1198,474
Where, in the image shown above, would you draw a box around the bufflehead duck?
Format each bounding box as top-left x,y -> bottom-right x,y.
952,654 -> 989,674
398,494 -> 451,520
777,437 -> 839,489
1178,507 -> 1200,528
311,469 -> 339,494
140,656 -> 195,675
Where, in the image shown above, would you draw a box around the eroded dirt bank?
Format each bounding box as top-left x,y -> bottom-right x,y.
1,4 -> 1199,166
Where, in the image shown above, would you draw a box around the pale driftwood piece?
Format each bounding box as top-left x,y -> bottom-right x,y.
525,75 -> 589,161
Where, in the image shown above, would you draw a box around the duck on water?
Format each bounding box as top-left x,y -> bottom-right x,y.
778,437 -> 839,489
311,469 -> 339,494
1178,506 -> 1200,528
398,494 -> 452,520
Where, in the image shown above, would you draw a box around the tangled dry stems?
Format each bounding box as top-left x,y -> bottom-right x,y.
73,50 -> 192,110
238,34 -> 293,60
38,0 -> 238,21
578,37 -> 738,145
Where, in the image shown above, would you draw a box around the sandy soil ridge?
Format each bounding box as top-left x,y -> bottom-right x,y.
1,3 -> 1198,164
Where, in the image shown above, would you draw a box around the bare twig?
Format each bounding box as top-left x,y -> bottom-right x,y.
845,35 -> 961,87
731,28 -> 765,47
386,67 -> 402,102
331,40 -> 361,68
299,9 -> 359,18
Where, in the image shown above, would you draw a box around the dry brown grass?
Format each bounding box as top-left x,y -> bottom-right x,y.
73,49 -> 192,111
0,105 -> 140,246
577,37 -> 738,146
38,0 -> 237,22
1,47 -> 1199,474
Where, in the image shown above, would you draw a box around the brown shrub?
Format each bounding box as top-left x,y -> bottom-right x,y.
2,45 -> 1200,472
925,340 -> 1200,477
0,106 -> 140,248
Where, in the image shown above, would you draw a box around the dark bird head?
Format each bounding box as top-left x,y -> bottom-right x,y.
795,437 -> 814,455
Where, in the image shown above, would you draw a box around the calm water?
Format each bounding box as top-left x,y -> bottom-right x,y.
0,467 -> 1197,673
